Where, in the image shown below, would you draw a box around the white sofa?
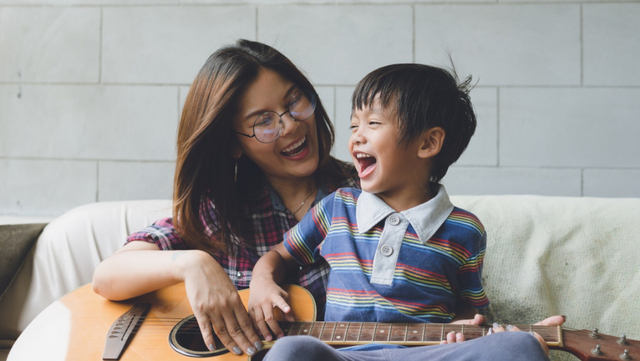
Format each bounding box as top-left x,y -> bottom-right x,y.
1,196 -> 639,360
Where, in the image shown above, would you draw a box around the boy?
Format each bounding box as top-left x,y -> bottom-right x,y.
248,64 -> 549,361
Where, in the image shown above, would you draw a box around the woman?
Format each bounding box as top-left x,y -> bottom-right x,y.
93,39 -> 562,359
93,39 -> 358,357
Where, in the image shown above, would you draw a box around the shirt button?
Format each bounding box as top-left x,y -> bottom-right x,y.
388,214 -> 400,226
380,244 -> 393,256
236,271 -> 243,278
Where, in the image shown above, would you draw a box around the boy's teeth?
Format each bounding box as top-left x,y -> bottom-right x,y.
356,153 -> 371,158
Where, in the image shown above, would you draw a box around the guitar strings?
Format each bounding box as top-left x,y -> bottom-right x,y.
117,319 -> 561,341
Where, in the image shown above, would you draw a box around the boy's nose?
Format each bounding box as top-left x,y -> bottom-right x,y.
350,129 -> 366,145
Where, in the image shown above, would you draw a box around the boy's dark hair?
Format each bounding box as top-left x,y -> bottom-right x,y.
352,63 -> 477,183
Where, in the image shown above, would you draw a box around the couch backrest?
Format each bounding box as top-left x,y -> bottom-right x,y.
452,195 -> 640,341
2,196 -> 639,347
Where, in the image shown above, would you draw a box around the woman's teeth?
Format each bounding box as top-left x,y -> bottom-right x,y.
281,136 -> 307,156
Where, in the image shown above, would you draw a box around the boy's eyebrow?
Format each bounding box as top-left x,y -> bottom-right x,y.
242,85 -> 298,122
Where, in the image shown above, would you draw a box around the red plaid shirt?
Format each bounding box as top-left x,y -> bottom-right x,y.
126,160 -> 358,315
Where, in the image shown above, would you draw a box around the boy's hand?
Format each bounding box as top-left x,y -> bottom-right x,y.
248,280 -> 294,341
443,314 -> 486,343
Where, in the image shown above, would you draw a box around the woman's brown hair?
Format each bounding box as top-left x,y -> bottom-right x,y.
174,39 -> 340,253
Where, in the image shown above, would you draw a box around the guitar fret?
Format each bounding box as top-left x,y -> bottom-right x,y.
374,323 -> 392,342
334,322 -> 348,342
320,322 -> 337,342
345,322 -> 362,342
406,323 -> 424,342
309,321 -> 325,339
389,323 -> 406,342
423,323 -> 444,342
360,323 -> 375,342
300,322 -> 314,336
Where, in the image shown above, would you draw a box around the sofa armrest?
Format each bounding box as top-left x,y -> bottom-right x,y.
0,224 -> 46,303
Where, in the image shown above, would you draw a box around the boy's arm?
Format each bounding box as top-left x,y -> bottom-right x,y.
248,243 -> 298,341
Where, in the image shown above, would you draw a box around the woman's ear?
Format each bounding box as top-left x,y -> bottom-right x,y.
417,127 -> 445,159
232,146 -> 243,160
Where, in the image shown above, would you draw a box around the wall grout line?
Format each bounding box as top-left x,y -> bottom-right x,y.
99,6 -> 103,84
96,161 -> 100,202
580,4 -> 584,86
496,87 -> 500,167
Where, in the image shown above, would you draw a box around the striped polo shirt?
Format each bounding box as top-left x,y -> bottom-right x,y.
283,185 -> 489,323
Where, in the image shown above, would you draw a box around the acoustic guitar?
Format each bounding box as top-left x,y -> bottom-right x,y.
8,283 -> 639,361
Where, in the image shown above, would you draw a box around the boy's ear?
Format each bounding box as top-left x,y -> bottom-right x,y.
417,127 -> 445,159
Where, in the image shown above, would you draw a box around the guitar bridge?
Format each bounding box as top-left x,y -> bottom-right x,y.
102,303 -> 151,360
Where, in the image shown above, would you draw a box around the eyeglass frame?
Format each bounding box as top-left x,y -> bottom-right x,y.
234,89 -> 316,144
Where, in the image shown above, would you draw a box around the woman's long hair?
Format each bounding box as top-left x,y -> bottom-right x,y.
174,39 -> 339,253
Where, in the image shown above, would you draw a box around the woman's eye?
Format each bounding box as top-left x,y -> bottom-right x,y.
255,113 -> 276,127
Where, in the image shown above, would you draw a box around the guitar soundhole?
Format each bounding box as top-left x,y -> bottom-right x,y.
169,315 -> 227,357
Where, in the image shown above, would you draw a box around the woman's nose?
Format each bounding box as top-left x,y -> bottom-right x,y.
279,112 -> 300,137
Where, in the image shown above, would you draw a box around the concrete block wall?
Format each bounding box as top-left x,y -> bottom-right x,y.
1,1 -> 639,217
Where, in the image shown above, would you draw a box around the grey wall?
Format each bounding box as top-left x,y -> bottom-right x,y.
1,1 -> 639,217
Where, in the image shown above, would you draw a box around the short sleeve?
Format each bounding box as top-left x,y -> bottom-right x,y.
125,217 -> 189,250
283,193 -> 336,265
456,231 -> 489,309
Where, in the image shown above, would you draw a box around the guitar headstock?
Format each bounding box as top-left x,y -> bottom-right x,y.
555,328 -> 640,361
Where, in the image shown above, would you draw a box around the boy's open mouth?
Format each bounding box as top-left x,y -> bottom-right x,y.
356,152 -> 377,177
281,136 -> 307,157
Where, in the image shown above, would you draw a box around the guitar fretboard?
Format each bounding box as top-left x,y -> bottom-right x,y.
280,322 -> 562,346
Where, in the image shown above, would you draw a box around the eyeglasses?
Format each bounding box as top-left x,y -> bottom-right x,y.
235,89 -> 316,143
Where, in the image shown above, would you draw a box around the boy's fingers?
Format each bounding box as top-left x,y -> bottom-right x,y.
473,314 -> 486,325
249,307 -> 274,342
455,332 -> 465,342
264,305 -> 285,339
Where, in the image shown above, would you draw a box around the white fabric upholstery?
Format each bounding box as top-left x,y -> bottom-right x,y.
0,200 -> 171,340
451,195 -> 640,341
2,196 -> 639,360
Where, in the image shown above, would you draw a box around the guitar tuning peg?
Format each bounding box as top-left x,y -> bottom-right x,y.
590,328 -> 601,339
619,349 -> 631,361
591,344 -> 603,356
618,334 -> 629,345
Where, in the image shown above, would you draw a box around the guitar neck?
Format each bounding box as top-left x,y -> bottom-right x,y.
280,322 -> 562,347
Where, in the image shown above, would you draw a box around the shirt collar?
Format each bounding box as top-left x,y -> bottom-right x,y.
356,184 -> 454,244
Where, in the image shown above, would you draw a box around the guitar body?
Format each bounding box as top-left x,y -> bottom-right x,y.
8,283 -> 316,361
9,283 -> 639,361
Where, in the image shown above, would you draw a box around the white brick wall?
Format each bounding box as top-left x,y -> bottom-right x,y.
1,1 -> 638,216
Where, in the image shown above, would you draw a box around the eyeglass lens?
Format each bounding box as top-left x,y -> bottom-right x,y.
253,90 -> 315,143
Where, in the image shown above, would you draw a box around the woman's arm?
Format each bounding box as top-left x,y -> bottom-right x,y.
248,242 -> 299,340
92,241 -> 263,357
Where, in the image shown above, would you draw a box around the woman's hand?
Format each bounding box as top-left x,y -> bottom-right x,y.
181,250 -> 263,357
490,323 -> 550,356
247,278 -> 295,341
441,314 -> 566,353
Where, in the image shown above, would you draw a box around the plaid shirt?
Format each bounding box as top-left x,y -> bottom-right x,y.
126,160 -> 358,315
